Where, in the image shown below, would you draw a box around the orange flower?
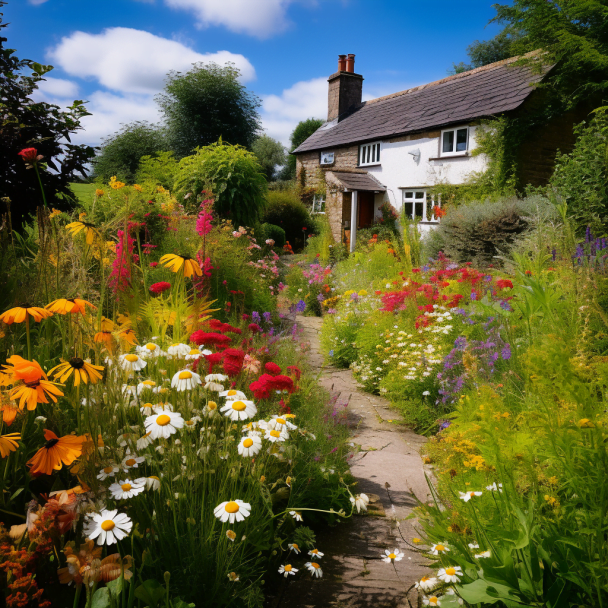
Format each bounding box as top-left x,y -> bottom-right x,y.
46,298 -> 96,316
6,357 -> 64,411
0,304 -> 52,325
0,432 -> 20,458
27,430 -> 85,476
118,328 -> 138,347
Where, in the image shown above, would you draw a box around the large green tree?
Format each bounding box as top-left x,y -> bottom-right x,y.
251,135 -> 286,181
92,122 -> 168,183
157,63 -> 261,158
0,2 -> 95,228
281,118 -> 324,180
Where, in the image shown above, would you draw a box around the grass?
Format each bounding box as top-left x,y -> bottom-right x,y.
69,182 -> 96,206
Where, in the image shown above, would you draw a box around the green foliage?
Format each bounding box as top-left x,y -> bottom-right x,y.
135,151 -> 179,190
449,29 -> 519,74
282,118 -> 324,180
304,214 -> 334,265
261,190 -> 316,250
251,135 -> 286,181
157,62 -> 261,158
174,141 -> 267,225
260,223 -> 286,248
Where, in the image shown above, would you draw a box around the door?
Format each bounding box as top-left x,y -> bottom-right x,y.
357,191 -> 375,228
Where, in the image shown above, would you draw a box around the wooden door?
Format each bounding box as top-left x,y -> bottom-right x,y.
358,191 -> 375,228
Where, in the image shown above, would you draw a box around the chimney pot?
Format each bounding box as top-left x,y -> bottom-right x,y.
346,54 -> 355,73
338,54 -> 347,72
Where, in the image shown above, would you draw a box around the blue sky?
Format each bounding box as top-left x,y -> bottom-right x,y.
6,0 -> 502,147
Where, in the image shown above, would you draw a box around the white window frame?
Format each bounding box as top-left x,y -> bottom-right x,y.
440,126 -> 469,156
320,151 -> 334,165
312,194 -> 326,214
402,189 -> 442,223
358,141 -> 382,167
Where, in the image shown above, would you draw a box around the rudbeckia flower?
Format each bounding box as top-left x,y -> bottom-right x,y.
27,430 -> 85,475
381,549 -> 404,563
214,499 -> 251,524
119,354 -> 147,372
278,564 -> 298,577
8,357 -> 64,411
118,328 -> 138,347
0,304 -> 52,325
171,370 -> 202,391
219,389 -> 247,400
437,565 -> 462,583
109,478 -> 145,500
46,298 -> 96,316
237,435 -> 262,457
49,358 -> 104,386
0,433 -> 20,458
220,399 -> 257,421
304,562 -> 323,578
84,509 -> 132,546
66,221 -> 99,245
144,408 -> 184,439
159,254 -> 202,278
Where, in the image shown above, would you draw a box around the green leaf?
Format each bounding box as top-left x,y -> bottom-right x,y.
171,599 -> 196,608
91,587 -> 111,608
135,579 -> 165,608
106,577 -> 126,599
457,579 -> 523,604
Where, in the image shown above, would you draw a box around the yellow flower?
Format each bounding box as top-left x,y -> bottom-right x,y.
133,184 -> 142,192
578,418 -> 594,428
49,358 -> 104,387
66,221 -> 98,246
49,208 -> 62,219
160,254 -> 202,278
0,433 -> 20,458
358,290 -> 368,296
95,189 -> 104,197
109,176 -> 125,189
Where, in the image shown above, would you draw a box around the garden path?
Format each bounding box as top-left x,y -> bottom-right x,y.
280,315 -> 431,608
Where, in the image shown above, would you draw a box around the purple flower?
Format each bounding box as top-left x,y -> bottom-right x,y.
263,311 -> 272,323
501,345 -> 511,360
317,293 -> 325,302
296,300 -> 307,313
252,311 -> 261,323
471,291 -> 477,301
438,420 -> 451,431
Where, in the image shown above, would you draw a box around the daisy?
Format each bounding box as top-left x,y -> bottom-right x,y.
119,354 -> 147,373
84,509 -> 132,546
437,566 -> 462,584
238,435 -> 262,457
226,530 -> 236,542
265,429 -> 287,443
140,403 -> 154,416
278,564 -> 298,577
184,417 -> 201,431
204,401 -> 219,417
486,482 -> 503,492
381,549 -> 404,563
167,343 -> 191,357
137,380 -> 157,394
121,452 -> 145,472
459,490 -> 482,502
206,373 -> 228,383
288,543 -> 300,554
350,493 -> 369,513
475,550 -> 491,559
422,596 -> 441,607
171,370 -> 202,392
185,348 -> 211,360
430,542 -> 450,555
137,343 -> 165,358
109,478 -> 145,500
97,465 -> 119,481
144,409 -> 184,439
137,431 -> 153,450
220,399 -> 257,421
219,389 -> 248,400
205,381 -> 225,392
304,562 -> 323,578
308,548 -> 324,559
227,572 -> 239,582
289,511 -> 303,522
214,499 -> 251,524
415,576 -> 439,592
468,542 -> 479,549
268,415 -> 297,431
140,476 -> 161,491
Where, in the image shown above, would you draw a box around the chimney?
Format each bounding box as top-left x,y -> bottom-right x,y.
327,54 -> 363,122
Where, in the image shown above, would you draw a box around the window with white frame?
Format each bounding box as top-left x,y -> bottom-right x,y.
402,190 -> 442,223
358,141 -> 381,166
312,194 -> 325,214
441,127 -> 469,156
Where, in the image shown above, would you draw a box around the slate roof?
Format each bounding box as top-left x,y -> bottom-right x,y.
294,56 -> 548,154
331,171 -> 386,191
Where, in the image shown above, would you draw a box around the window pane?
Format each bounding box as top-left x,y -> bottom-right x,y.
404,192 -> 413,198
404,202 -> 413,218
366,146 -> 370,164
456,128 -> 468,152
371,145 -> 376,163
376,144 -> 381,163
415,191 -> 424,199
414,202 -> 424,219
442,131 -> 454,153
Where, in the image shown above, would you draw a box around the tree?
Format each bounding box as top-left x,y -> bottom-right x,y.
173,141 -> 267,226
281,118 -> 324,180
449,30 -> 520,74
92,122 -> 168,183
251,135 -> 286,181
0,2 -> 95,228
157,63 -> 261,158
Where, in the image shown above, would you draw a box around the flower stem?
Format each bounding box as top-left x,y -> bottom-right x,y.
25,315 -> 31,360
33,163 -> 47,208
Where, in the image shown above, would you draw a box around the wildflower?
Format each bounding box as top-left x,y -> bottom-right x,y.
220,399 -> 257,421
109,176 -> 126,189
142,476 -> 161,491
475,550 -> 491,559
459,490 -> 482,502
265,362 -> 282,376
227,572 -> 240,582
578,418 -> 595,428
430,543 -> 449,555
382,549 -> 404,563
422,596 -> 441,607
6,356 -> 64,410
412,538 -> 422,544
288,543 -> 300,553
304,562 -> 323,578
289,511 -> 303,522
159,253 -> 202,278
214,499 -> 251,523
110,478 -> 145,500
268,415 -> 297,431
238,435 -> 262,457
27,430 -> 85,475
0,432 -> 20,458
308,548 -> 324,559
138,343 -> 165,359
97,465 -> 119,480
137,431 -> 153,449
18,147 -> 39,163
206,373 -> 228,383
279,564 -> 298,577
66,220 -> 99,245
350,493 -> 369,513
204,401 -> 219,417
84,509 -> 132,545
144,409 -> 184,439
486,482 -> 503,492
49,357 -> 104,386
219,389 -> 248,400
468,543 -> 479,549
167,343 -> 191,357
137,381 -> 157,395
121,452 -> 145,471
0,304 -> 52,325
415,576 -> 439,592
119,354 -> 147,372
437,566 -> 462,583
226,530 -> 236,541
171,369 -> 202,391
149,281 -> 171,294
265,429 -> 287,443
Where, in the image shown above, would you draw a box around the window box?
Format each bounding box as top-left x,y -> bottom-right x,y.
440,127 -> 469,157
358,141 -> 381,167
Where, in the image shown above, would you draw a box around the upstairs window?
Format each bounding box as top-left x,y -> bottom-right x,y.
441,127 -> 469,156
359,142 -> 381,166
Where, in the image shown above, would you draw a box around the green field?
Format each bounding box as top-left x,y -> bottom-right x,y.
69,182 -> 96,205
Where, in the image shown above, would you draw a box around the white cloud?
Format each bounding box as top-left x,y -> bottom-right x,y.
164,0 -> 293,38
28,0 -> 49,5
260,77 -> 327,145
34,77 -> 79,99
47,27 -> 256,95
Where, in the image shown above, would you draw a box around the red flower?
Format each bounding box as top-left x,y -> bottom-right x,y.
149,281 -> 171,294
272,375 -> 294,393
242,314 -> 251,321
208,319 -> 242,334
223,348 -> 245,377
525,270 -> 532,276
265,362 -> 282,376
249,374 -> 274,399
204,352 -> 224,374
302,227 -> 307,231
433,205 -> 446,218
149,262 -> 158,268
18,148 -> 38,163
496,279 -> 513,290
248,323 -> 261,334
190,331 -> 231,347
286,365 -> 301,380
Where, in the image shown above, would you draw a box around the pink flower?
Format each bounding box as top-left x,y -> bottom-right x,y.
149,262 -> 158,268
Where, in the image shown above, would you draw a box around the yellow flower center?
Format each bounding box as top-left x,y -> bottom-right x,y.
284,565 -> 292,572
388,553 -> 396,559
143,381 -> 155,387
208,401 -> 217,410
429,599 -> 438,606
103,466 -> 114,474
179,371 -> 192,380
291,544 -> 299,550
145,343 -> 157,351
101,520 -> 115,531
125,458 -> 136,466
125,354 -> 139,362
311,562 -> 320,569
189,349 -> 199,355
143,403 -> 153,408
224,501 -> 240,513
421,576 -> 430,582
311,549 -> 318,554
227,390 -> 237,396
276,418 -> 286,425
231,401 -> 247,411
435,544 -> 445,552
270,430 -> 281,438
121,483 -> 132,492
149,475 -> 159,481
156,414 -> 171,426
186,420 -> 195,426
445,567 -> 456,576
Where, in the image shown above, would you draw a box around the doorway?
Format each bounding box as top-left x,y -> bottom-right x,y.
357,191 -> 375,228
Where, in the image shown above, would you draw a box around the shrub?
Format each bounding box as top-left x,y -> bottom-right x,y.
424,194 -> 556,266
261,190 -> 316,251
135,151 -> 179,190
261,223 -> 286,248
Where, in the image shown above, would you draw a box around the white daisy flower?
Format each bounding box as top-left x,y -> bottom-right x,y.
468,542 -> 479,549
422,390 -> 430,396
137,380 -> 157,394
289,511 -> 303,522
84,509 -> 132,546
144,409 -> 184,439
109,478 -> 145,500
227,572 -> 239,582
308,548 -> 324,559
304,562 -> 323,578
171,370 -> 202,391
97,465 -> 119,480
119,354 -> 147,372
278,564 -> 298,577
185,348 -> 208,360
268,415 -> 297,431
121,452 -> 145,472
167,343 -> 191,357
213,499 -> 251,524
205,381 -> 225,392
205,373 -> 228,383
437,565 -> 462,583
137,343 -> 165,358
486,482 -> 503,492
422,596 -> 441,607
242,420 -> 268,433
137,475 -> 161,491
475,550 -> 491,559
459,490 -> 482,502
140,403 -> 154,416
288,543 -> 300,554
183,416 -> 202,431
220,399 -> 257,421
204,401 -> 219,417
265,429 -> 287,443
238,435 -> 262,457
219,389 -> 248,400
381,549 -> 404,563
350,493 -> 369,513
415,576 -> 439,592
121,384 -> 137,398
136,431 -> 153,450
430,542 -> 450,555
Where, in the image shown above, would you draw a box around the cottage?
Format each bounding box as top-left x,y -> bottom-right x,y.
292,53 -> 584,251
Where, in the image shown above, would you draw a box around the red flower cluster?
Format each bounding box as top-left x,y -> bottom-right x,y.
208,319 -> 242,334
223,348 -> 245,377
286,365 -> 301,380
248,323 -> 261,334
249,373 -> 294,399
264,362 -> 282,376
190,331 -> 232,348
496,279 -> 514,290
203,352 -> 224,374
149,281 -> 171,294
